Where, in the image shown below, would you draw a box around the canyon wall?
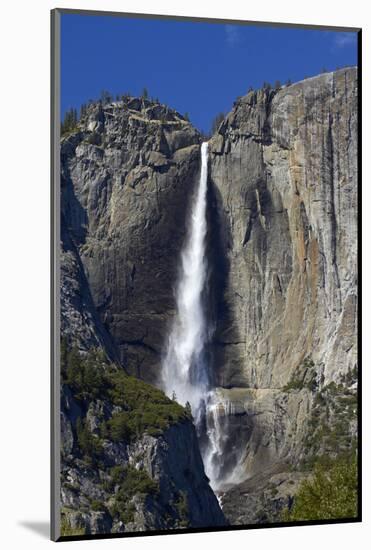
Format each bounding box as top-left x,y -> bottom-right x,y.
60,67 -> 358,527
207,67 -> 357,478
209,67 -> 357,388
61,99 -> 201,383
60,100 -> 228,534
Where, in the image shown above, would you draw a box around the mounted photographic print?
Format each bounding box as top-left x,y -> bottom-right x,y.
51,8 -> 361,541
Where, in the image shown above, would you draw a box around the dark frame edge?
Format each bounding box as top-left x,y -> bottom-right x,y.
56,516 -> 362,543
356,28 -> 362,523
51,7 -> 61,543
53,7 -> 361,32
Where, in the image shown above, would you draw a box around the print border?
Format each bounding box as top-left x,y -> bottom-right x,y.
51,8 -> 362,542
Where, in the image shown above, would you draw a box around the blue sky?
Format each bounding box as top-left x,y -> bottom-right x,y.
61,13 -> 358,133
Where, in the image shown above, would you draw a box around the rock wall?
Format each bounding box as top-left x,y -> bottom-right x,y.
60,99 -> 229,533
207,67 -> 358,479
60,224 -> 119,361
61,98 -> 201,384
60,68 -> 358,524
61,384 -> 226,534
209,67 -> 357,388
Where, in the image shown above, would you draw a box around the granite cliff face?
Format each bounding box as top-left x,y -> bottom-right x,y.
60,99 -> 228,535
60,371 -> 225,535
61,98 -> 201,383
206,67 -> 357,482
60,67 -> 358,530
209,67 -> 357,388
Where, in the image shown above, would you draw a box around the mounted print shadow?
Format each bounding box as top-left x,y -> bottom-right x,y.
51,8 -> 361,542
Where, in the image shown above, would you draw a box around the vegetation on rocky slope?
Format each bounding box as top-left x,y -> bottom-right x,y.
61,107 -> 79,137
60,513 -> 86,536
281,364 -> 358,522
300,365 -> 358,469
106,465 -> 159,524
282,452 -> 358,521
282,357 -> 320,392
61,339 -> 191,448
221,359 -> 358,527
60,341 -> 218,536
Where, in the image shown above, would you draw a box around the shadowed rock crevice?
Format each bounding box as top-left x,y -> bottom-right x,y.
205,177 -> 232,388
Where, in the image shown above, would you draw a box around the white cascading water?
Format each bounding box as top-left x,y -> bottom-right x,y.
161,141 -> 248,491
162,142 -> 210,426
162,142 -> 227,490
203,400 -> 228,483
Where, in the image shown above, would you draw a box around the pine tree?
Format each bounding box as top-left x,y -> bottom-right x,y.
61,107 -> 78,136
281,454 -> 357,521
80,103 -> 87,119
185,401 -> 192,417
100,90 -> 112,104
121,92 -> 131,102
211,112 -> 225,134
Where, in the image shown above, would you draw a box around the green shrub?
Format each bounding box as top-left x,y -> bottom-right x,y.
61,343 -> 108,401
61,342 -> 191,444
106,412 -> 133,441
175,491 -> 189,527
109,465 -> 126,485
76,417 -> 102,460
283,357 -> 318,392
299,366 -> 358,468
60,512 -> 86,536
282,453 -> 358,521
283,376 -> 305,392
104,370 -> 191,440
90,499 -> 107,512
108,464 -> 158,499
61,108 -> 79,137
118,502 -> 136,524
118,466 -> 158,499
108,465 -> 159,523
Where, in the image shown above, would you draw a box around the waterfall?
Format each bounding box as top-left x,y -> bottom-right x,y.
162,141 -> 228,490
162,142 -> 210,425
204,399 -> 228,484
